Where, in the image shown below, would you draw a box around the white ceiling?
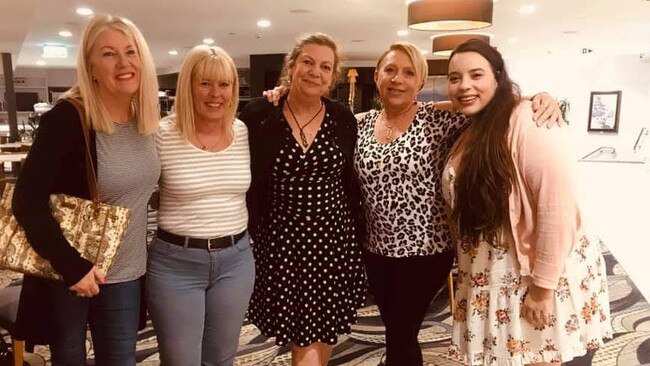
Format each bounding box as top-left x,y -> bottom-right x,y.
1,0 -> 650,74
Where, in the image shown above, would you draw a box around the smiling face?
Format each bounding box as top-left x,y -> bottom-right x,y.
191,70 -> 234,126
447,51 -> 498,116
89,27 -> 141,102
375,49 -> 420,111
289,43 -> 335,97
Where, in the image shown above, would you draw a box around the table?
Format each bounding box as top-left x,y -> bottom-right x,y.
0,142 -> 32,152
0,153 -> 28,180
0,153 -> 28,163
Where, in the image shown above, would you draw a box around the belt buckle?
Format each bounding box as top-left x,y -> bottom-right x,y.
207,238 -> 221,252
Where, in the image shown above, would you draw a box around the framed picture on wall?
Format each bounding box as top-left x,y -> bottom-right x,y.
588,91 -> 621,133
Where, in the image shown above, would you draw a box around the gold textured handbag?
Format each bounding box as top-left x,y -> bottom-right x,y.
0,99 -> 131,280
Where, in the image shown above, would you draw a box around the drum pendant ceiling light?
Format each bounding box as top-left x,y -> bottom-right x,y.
432,34 -> 490,56
408,0 -> 493,31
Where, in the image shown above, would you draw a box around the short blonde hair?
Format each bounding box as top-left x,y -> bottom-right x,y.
279,32 -> 343,93
376,42 -> 428,91
172,45 -> 239,141
62,14 -> 159,134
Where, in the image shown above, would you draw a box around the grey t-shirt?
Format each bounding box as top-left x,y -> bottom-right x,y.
96,122 -> 160,283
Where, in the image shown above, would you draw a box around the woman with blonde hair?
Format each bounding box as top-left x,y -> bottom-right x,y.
241,33 -> 366,366
12,14 -> 160,364
147,45 -> 254,366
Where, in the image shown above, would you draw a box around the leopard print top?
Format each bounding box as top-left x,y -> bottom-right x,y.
354,102 -> 469,257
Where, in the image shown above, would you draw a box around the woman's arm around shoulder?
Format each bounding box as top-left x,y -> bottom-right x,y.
326,98 -> 358,131
238,97 -> 276,128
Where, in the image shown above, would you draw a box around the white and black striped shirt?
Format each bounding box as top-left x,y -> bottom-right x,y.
96,122 -> 160,283
155,117 -> 251,238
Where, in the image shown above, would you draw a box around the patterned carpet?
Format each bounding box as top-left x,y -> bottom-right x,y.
1,222 -> 649,365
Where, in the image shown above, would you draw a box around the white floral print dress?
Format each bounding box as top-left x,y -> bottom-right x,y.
442,161 -> 612,366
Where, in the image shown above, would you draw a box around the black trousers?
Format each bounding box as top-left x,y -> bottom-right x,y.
363,250 -> 454,366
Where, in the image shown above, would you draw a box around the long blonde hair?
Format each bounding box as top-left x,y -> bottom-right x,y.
62,14 -> 159,134
172,45 -> 239,141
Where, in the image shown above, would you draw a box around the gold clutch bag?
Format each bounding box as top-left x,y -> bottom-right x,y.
0,184 -> 130,280
0,98 -> 131,280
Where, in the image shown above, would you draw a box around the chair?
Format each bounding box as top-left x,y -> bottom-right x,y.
0,284 -> 24,366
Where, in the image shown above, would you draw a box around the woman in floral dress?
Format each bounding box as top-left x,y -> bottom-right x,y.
442,39 -> 612,365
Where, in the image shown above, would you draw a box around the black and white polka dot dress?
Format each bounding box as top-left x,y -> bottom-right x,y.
247,110 -> 366,347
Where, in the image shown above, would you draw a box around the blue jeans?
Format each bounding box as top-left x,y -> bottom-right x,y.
147,232 -> 255,366
48,278 -> 141,366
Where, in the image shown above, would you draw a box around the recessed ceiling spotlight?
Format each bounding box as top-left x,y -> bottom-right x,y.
76,7 -> 94,16
397,30 -> 409,37
36,60 -> 46,66
168,50 -> 178,55
59,30 -> 72,37
202,38 -> 215,45
518,4 -> 536,14
257,19 -> 271,28
508,37 -> 519,43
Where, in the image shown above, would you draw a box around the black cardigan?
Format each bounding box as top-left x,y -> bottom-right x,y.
10,100 -> 98,346
12,99 -> 96,286
239,97 -> 364,243
11,100 -> 148,347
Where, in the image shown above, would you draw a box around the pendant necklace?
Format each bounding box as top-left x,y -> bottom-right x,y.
380,101 -> 417,143
382,118 -> 395,143
287,99 -> 324,148
195,133 -> 216,151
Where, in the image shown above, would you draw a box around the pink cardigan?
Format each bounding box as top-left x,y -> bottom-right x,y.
507,100 -> 584,290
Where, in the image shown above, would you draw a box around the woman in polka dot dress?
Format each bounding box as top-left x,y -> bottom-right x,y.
239,33 -> 366,366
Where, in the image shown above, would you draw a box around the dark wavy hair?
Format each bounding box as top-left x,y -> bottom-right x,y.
449,39 -> 521,246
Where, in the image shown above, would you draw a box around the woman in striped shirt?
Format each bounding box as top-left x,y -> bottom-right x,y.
146,45 -> 254,366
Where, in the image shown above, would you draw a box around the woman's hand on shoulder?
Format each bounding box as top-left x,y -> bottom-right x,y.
530,93 -> 565,128
68,266 -> 106,298
432,100 -> 455,113
262,85 -> 288,106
